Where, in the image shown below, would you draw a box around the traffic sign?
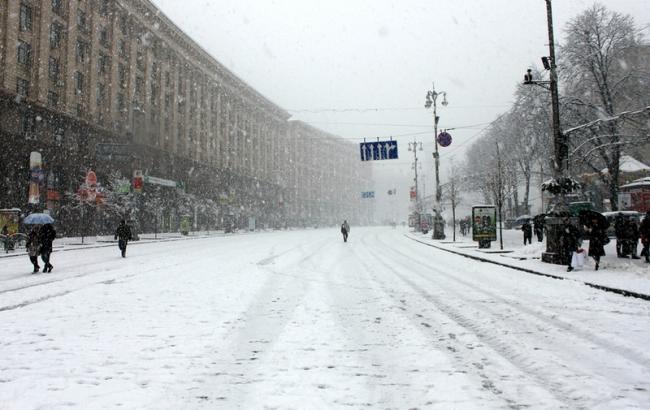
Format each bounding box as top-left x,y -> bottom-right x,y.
437,131 -> 452,147
360,140 -> 398,161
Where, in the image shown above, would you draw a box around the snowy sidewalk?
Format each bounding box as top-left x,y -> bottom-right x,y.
0,230 -> 234,259
406,228 -> 650,300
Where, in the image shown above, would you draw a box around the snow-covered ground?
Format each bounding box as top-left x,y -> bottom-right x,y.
1,226 -> 649,409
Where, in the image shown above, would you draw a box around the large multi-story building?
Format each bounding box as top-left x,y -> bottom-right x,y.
0,0 -> 371,234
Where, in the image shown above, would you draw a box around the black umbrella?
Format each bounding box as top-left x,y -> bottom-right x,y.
579,209 -> 609,229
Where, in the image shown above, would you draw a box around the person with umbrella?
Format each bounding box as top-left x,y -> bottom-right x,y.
561,217 -> 581,272
38,223 -> 56,272
25,226 -> 41,273
587,217 -> 608,271
521,219 -> 532,245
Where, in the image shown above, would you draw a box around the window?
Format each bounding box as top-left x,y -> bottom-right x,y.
97,53 -> 109,75
47,91 -> 59,108
76,103 -> 83,117
117,92 -> 126,111
135,76 -> 144,95
96,83 -> 105,106
165,93 -> 171,110
16,78 -> 30,97
77,10 -> 88,32
48,57 -> 59,81
165,71 -> 171,88
119,39 -> 127,58
76,39 -> 89,63
99,27 -> 110,47
17,41 -> 31,67
118,63 -> 127,88
51,0 -> 62,15
119,15 -> 128,35
150,83 -> 158,105
50,22 -> 63,49
99,0 -> 109,16
74,71 -> 84,94
136,51 -> 145,71
19,3 -> 32,32
22,113 -> 35,136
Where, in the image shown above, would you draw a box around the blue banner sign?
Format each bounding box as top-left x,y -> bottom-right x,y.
361,191 -> 375,199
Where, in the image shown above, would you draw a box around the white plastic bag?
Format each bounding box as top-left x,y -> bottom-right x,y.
571,250 -> 585,269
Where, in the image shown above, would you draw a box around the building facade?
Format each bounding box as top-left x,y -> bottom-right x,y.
0,0 -> 371,234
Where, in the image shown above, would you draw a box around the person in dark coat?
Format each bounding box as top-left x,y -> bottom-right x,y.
521,220 -> 532,245
25,226 -> 40,273
614,213 -> 625,257
587,219 -> 608,271
533,216 -> 544,242
38,223 -> 56,272
561,218 -> 581,272
639,212 -> 650,263
623,217 -> 641,259
0,225 -> 10,253
115,220 -> 133,257
341,220 -> 350,242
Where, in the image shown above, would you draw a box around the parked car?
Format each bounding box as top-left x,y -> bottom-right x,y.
602,211 -> 642,238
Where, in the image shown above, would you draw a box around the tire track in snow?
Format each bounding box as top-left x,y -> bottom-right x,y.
375,233 -> 650,369
188,236 -> 333,408
352,233 -> 542,409
366,232 -> 650,407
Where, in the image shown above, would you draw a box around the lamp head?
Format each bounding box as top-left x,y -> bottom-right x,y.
441,94 -> 448,106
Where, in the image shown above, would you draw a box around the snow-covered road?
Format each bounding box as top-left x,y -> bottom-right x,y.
1,227 -> 649,409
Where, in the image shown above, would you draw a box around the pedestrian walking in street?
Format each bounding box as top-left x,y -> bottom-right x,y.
1,225 -> 8,253
25,226 -> 40,273
341,220 -> 350,243
587,219 -> 608,271
115,220 -> 133,258
640,212 -> 650,263
38,223 -> 56,273
533,215 -> 545,242
521,220 -> 532,245
614,213 -> 625,257
623,217 -> 641,259
561,218 -> 581,272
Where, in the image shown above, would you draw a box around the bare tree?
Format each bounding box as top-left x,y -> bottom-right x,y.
560,4 -> 646,210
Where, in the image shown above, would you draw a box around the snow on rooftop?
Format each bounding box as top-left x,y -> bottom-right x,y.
601,155 -> 650,174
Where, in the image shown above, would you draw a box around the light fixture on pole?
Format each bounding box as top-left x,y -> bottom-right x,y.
408,140 -> 423,231
425,83 -> 448,240
522,0 -> 578,264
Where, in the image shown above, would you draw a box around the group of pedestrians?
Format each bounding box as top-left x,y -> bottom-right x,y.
25,223 -> 56,273
562,210 -> 650,272
614,213 -> 642,259
23,219 -> 133,274
520,216 -> 545,245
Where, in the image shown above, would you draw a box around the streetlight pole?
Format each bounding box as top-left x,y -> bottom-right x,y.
425,83 -> 448,239
408,139 -> 422,231
523,0 -> 573,264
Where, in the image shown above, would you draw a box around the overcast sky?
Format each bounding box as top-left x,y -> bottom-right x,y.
150,0 -> 650,222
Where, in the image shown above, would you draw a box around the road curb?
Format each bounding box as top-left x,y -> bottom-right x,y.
405,234 -> 650,302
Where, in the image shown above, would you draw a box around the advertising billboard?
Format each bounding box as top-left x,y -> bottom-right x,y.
472,206 -> 497,242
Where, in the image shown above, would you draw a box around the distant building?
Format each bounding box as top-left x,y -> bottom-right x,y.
0,0 -> 370,233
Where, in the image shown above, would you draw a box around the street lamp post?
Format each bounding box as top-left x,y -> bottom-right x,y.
408,140 -> 423,231
524,0 -> 575,264
425,83 -> 448,239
